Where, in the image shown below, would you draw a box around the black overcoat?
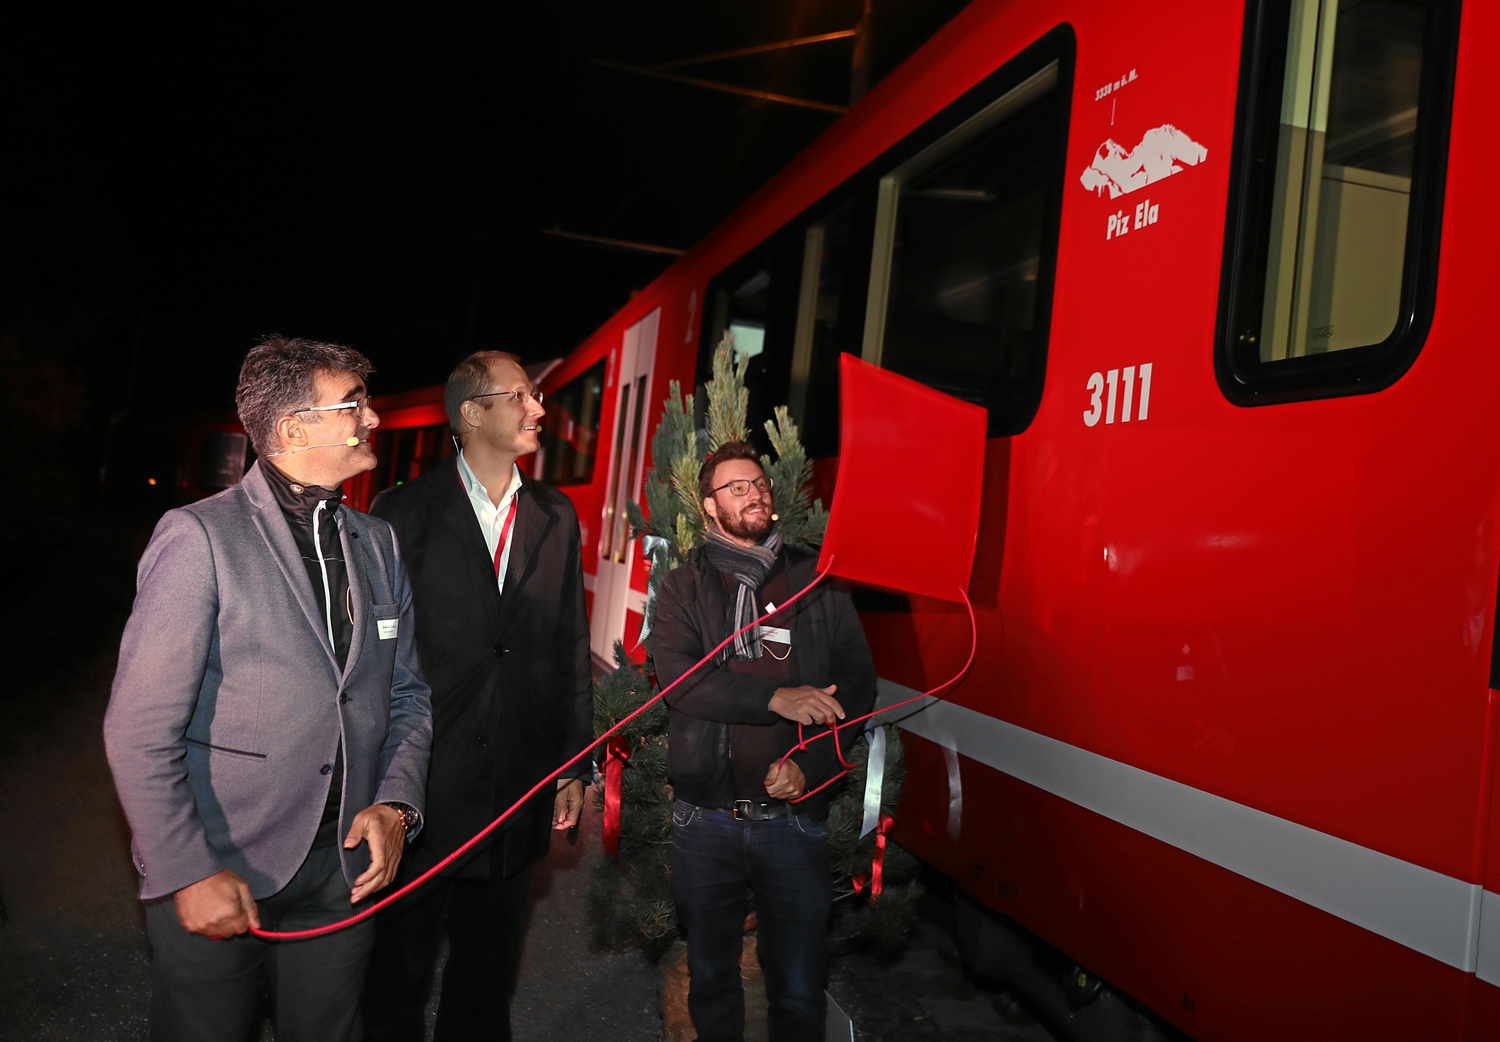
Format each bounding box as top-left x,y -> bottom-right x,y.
371,454 -> 592,879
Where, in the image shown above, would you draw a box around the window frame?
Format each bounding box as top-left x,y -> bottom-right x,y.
694,24 -> 1076,443
1214,0 -> 1461,406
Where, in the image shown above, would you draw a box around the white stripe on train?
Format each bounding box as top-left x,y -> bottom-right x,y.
877,678 -> 1500,985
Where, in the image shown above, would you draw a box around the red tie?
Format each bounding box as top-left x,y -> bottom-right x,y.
493,496 -> 519,578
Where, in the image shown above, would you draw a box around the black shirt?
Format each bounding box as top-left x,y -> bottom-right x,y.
262,460 -> 350,847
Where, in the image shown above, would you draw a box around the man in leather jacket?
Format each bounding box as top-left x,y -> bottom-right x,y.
651,440 -> 876,1042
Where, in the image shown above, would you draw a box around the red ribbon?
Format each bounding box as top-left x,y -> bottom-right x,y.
602,736 -> 631,857
851,813 -> 895,903
492,496 -> 519,577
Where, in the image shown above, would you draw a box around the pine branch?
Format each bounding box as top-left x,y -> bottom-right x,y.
704,331 -> 750,448
669,450 -> 707,552
636,381 -> 698,549
763,406 -> 827,549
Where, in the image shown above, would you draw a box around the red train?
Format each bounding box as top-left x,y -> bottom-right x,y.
178,0 -> 1498,1036
526,0 -> 1500,1038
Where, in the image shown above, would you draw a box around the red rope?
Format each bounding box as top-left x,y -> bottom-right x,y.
249,559 -> 837,940
788,715 -> 860,783
779,585 -> 977,804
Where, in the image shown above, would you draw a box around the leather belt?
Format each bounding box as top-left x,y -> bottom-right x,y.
725,800 -> 790,821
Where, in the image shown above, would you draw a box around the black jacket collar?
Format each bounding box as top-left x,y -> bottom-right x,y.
261,459 -> 344,525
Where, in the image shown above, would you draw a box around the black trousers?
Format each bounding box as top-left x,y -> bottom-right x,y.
362,862 -> 534,1042
145,843 -> 376,1042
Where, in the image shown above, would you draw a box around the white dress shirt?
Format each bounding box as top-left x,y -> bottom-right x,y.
456,451 -> 523,594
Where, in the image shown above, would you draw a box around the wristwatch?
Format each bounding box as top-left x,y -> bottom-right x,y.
381,801 -> 420,835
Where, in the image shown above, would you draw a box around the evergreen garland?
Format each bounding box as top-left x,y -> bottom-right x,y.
589,332 -> 920,956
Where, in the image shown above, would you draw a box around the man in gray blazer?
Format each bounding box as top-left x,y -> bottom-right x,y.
105,336 -> 433,1042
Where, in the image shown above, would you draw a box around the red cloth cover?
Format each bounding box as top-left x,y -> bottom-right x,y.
818,355 -> 988,602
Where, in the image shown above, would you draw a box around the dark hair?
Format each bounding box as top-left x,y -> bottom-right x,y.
235,336 -> 373,455
445,350 -> 524,436
698,440 -> 764,500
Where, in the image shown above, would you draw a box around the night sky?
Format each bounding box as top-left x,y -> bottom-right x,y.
3,1 -> 965,513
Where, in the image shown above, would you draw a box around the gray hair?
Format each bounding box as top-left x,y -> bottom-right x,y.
445,350 -> 523,437
235,336 -> 373,456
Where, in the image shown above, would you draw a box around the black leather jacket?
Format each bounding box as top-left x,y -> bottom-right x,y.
652,544 -> 877,820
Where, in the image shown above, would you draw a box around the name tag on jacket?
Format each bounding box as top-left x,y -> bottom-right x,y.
378,619 -> 399,640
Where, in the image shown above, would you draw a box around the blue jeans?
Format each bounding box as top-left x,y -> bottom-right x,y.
670,800 -> 830,1042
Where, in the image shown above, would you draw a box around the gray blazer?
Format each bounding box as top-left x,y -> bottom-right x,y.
104,462 -> 433,900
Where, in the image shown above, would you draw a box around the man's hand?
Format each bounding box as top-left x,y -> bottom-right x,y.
346,803 -> 406,903
555,777 -> 585,830
173,869 -> 260,939
764,760 -> 806,801
769,684 -> 844,726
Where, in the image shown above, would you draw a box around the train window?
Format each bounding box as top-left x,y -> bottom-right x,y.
703,249 -> 774,371
535,358 -> 604,486
700,245 -> 799,453
789,200 -> 857,457
1218,0 -> 1457,403
864,62 -> 1065,436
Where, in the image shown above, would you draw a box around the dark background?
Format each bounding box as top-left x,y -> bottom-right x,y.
0,0 -> 967,698
2,1 -> 966,510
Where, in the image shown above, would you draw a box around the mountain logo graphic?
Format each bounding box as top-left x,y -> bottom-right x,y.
1080,125 -> 1208,199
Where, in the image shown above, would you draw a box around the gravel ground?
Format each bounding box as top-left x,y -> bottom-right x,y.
827,918 -> 1060,1042
0,640 -> 1060,1042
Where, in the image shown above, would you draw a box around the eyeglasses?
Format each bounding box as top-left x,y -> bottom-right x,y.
471,389 -> 545,406
710,476 -> 773,498
293,395 -> 373,416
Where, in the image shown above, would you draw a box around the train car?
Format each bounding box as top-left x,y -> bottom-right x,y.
539,0 -> 1500,1038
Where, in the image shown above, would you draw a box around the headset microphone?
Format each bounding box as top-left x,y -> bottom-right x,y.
265,436 -> 366,458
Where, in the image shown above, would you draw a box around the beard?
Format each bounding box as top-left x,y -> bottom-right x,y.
719,505 -> 774,542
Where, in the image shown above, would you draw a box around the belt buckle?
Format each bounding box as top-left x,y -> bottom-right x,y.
733,800 -> 754,820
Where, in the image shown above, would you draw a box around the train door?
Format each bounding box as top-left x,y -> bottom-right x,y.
591,308 -> 659,663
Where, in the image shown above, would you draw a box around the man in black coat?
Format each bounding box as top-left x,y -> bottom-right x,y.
362,350 -> 593,1042
652,440 -> 877,1042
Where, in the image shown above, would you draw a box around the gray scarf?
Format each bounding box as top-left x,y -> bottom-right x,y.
703,525 -> 783,661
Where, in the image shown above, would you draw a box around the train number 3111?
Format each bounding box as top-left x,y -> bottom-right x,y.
1084,363 -> 1153,426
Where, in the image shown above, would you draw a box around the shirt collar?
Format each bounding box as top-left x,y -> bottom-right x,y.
456,451 -> 522,508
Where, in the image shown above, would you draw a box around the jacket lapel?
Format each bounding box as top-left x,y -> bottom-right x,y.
433,456 -> 504,615
498,479 -> 556,622
339,510 -> 367,683
242,462 -> 340,676
437,460 -> 500,579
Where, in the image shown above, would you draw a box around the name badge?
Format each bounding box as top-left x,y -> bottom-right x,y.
377,619 -> 399,640
761,626 -> 791,645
